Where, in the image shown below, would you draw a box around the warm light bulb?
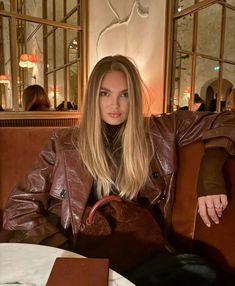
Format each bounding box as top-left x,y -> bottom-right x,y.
19,54 -> 36,68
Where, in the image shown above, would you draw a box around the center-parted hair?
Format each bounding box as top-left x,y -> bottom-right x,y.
76,55 -> 152,199
23,84 -> 50,111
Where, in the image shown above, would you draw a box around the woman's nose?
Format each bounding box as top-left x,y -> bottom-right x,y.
111,95 -> 119,106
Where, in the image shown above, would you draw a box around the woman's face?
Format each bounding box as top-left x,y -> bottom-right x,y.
99,70 -> 129,125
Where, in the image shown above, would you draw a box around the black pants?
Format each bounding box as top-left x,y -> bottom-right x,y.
124,252 -> 219,286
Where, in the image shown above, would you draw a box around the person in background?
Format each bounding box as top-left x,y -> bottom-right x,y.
2,55 -> 235,285
178,105 -> 189,110
193,93 -> 206,111
180,93 -> 206,111
23,84 -> 51,111
226,88 -> 235,112
56,101 -> 74,111
209,94 -> 226,112
230,88 -> 235,111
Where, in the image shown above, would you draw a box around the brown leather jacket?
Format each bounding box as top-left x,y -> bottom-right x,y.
3,111 -> 235,247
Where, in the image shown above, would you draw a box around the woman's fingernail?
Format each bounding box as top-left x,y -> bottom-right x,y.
206,223 -> 211,227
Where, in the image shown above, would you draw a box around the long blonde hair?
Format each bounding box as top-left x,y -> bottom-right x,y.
77,55 -> 152,199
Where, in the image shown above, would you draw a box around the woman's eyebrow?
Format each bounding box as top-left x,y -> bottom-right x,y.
100,87 -> 110,91
100,87 -> 128,93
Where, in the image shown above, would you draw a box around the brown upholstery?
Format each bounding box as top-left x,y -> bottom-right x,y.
171,142 -> 204,249
0,128 -> 234,283
172,141 -> 235,284
193,158 -> 235,284
0,127 -> 59,224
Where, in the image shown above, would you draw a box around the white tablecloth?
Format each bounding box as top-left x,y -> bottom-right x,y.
0,243 -> 135,286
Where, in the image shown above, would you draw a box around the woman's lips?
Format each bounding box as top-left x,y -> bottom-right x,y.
108,112 -> 121,118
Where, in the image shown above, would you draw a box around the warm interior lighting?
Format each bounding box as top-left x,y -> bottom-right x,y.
49,86 -> 61,93
19,54 -> 36,68
0,74 -> 9,84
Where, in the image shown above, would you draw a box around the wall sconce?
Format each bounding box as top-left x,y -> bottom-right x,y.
19,54 -> 36,68
0,74 -> 9,84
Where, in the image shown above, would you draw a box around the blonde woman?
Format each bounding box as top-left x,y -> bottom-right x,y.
3,55 -> 235,285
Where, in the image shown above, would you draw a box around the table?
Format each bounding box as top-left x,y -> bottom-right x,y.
0,243 -> 135,286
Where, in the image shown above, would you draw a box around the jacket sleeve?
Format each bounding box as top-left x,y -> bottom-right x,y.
174,111 -> 235,196
2,131 -> 68,247
197,148 -> 229,197
175,111 -> 235,154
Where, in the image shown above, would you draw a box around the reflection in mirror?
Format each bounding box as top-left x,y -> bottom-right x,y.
67,0 -> 79,16
176,14 -> 193,52
222,63 -> 235,110
17,0 -> 43,18
0,15 -> 11,110
175,0 -> 195,13
0,0 -> 84,112
227,0 -> 235,6
224,7 -> 235,62
174,52 -> 192,110
168,1 -> 235,113
197,4 -> 221,58
195,57 -> 219,111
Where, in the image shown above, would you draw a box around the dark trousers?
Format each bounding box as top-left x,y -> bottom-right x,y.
124,252 -> 220,286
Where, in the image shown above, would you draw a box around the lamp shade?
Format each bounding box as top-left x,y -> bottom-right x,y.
19,54 -> 36,68
0,74 -> 9,84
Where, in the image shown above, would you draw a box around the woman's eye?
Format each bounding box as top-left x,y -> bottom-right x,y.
99,91 -> 108,96
121,92 -> 128,97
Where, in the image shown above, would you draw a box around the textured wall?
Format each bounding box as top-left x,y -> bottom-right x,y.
88,0 -> 166,114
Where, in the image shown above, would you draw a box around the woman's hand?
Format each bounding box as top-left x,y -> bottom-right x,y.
198,194 -> 228,227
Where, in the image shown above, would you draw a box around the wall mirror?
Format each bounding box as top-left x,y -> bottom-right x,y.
166,0 -> 235,112
0,0 -> 87,116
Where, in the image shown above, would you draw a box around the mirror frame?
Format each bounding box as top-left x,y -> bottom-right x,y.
0,0 -> 88,120
165,0 -> 235,113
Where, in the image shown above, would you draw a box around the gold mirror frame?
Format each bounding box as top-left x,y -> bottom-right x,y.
0,0 -> 88,122
165,0 -> 235,113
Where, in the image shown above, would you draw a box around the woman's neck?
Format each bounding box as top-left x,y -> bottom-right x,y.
103,122 -> 124,145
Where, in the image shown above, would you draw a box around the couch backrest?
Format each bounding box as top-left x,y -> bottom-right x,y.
171,141 -> 204,248
172,141 -> 235,281
1,127 -> 235,281
0,127 -> 59,224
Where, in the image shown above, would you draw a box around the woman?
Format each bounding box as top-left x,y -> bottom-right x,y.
3,55 -> 235,285
23,84 -> 51,111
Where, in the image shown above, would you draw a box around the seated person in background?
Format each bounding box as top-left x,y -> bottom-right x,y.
178,105 -> 189,110
2,55 -> 235,285
209,94 -> 226,112
179,93 -> 206,111
226,88 -> 235,111
23,84 -> 51,111
193,93 -> 206,111
56,101 -> 74,111
230,88 -> 235,111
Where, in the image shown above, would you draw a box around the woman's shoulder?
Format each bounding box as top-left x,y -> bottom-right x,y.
147,111 -> 202,134
51,126 -> 80,147
147,113 -> 176,129
149,110 -> 210,125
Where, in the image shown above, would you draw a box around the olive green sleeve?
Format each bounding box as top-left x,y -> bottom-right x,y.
197,147 -> 229,197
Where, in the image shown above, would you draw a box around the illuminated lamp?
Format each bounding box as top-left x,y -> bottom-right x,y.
19,54 -> 36,68
0,74 -> 9,84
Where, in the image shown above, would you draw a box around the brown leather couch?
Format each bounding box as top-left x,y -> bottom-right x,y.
0,127 -> 234,284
